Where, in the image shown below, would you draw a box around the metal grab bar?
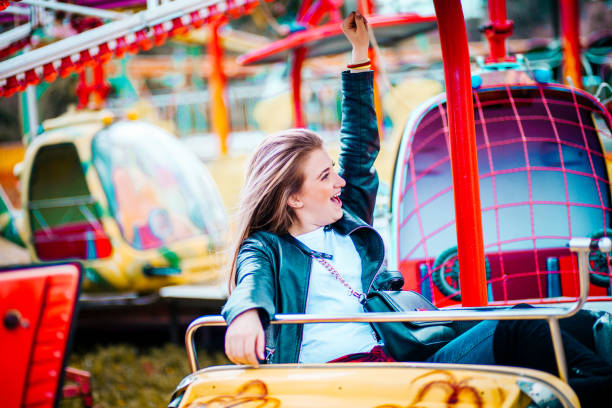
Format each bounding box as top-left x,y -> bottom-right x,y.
185,237 -> 611,382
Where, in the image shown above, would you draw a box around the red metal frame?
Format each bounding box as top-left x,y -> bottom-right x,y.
298,0 -> 342,27
237,14 -> 437,65
433,0 -> 488,306
291,47 -> 308,128
560,0 -> 583,88
289,0 -> 343,128
483,0 -> 514,63
239,10 -> 436,130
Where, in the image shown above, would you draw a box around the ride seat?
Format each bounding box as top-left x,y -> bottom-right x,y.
0,263 -> 91,408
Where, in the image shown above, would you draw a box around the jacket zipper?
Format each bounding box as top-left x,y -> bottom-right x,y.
347,224 -> 386,294
349,224 -> 386,343
296,254 -> 313,363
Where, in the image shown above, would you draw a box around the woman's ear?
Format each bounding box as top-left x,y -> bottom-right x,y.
287,194 -> 303,209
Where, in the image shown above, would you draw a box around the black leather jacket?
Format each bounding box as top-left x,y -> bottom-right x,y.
222,71 -> 402,364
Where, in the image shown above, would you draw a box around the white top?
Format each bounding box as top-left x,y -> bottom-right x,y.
295,226 -> 379,363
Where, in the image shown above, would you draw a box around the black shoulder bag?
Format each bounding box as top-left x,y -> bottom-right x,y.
363,290 -> 457,362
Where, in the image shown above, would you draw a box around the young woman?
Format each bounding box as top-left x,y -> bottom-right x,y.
221,11 -> 612,407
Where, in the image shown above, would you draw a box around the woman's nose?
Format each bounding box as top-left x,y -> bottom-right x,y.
336,174 -> 346,187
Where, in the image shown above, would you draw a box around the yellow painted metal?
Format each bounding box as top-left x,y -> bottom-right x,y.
175,364 -> 579,408
0,143 -> 25,210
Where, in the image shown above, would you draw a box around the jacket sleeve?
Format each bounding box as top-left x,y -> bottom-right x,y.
221,235 -> 277,327
338,70 -> 380,226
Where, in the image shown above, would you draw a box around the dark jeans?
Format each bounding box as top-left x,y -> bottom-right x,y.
426,310 -> 612,408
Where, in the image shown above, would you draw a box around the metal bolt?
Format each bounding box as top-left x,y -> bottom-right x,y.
3,309 -> 29,330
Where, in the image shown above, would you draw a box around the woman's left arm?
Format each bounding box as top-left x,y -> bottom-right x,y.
338,12 -> 379,225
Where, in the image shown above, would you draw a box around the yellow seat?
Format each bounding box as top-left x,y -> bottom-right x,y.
170,363 -> 579,408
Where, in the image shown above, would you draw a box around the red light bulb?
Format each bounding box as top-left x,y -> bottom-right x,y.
58,56 -> 74,77
43,63 -> 58,82
79,50 -> 95,68
3,76 -> 20,97
190,11 -> 204,28
96,43 -> 112,63
136,30 -> 152,52
114,36 -> 128,58
24,69 -> 40,86
170,17 -> 188,37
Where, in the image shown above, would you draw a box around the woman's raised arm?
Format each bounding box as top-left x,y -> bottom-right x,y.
338,12 -> 380,225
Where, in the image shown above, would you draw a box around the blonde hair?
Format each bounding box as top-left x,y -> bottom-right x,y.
228,128 -> 323,291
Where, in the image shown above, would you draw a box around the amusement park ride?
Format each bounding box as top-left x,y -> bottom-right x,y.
1,0 -> 612,407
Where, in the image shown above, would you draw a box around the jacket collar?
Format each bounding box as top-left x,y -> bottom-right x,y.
280,209 -> 371,258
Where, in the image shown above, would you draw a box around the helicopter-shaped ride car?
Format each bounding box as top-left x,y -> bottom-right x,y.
1,109 -> 228,295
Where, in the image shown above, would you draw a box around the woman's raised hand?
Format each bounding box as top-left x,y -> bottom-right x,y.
224,309 -> 265,366
341,11 -> 369,64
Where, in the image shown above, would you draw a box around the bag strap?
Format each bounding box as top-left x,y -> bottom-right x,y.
282,232 -> 366,304
314,256 -> 367,305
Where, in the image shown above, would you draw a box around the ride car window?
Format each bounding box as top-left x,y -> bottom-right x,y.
28,142 -> 111,260
92,121 -> 227,250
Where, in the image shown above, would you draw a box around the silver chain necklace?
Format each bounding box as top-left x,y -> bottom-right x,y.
313,255 -> 367,305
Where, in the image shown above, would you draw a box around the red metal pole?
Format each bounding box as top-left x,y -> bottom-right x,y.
76,70 -> 90,109
91,63 -> 109,109
560,0 -> 582,88
357,0 -> 373,15
291,47 -> 307,128
484,0 -> 514,63
298,0 -> 343,26
433,0 -> 488,306
291,0 -> 343,129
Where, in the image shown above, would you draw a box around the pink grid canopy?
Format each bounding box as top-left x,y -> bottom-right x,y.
391,84 -> 612,305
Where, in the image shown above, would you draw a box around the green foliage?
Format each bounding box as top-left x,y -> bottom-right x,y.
60,343 -> 228,408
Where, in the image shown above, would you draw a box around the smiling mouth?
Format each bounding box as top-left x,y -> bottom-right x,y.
331,193 -> 342,207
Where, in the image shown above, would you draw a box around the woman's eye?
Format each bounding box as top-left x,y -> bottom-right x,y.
322,174 -> 329,180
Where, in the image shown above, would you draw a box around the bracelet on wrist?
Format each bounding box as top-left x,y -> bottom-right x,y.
349,65 -> 371,71
347,60 -> 371,69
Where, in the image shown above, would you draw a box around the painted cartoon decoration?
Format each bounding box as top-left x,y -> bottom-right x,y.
374,370 -> 521,408
186,380 -> 280,408
12,110 -> 228,293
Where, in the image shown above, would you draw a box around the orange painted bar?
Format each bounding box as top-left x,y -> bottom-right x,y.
433,0 -> 488,306
560,0 -> 583,88
208,17 -> 230,155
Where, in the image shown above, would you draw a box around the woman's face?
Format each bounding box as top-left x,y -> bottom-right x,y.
288,148 -> 346,235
